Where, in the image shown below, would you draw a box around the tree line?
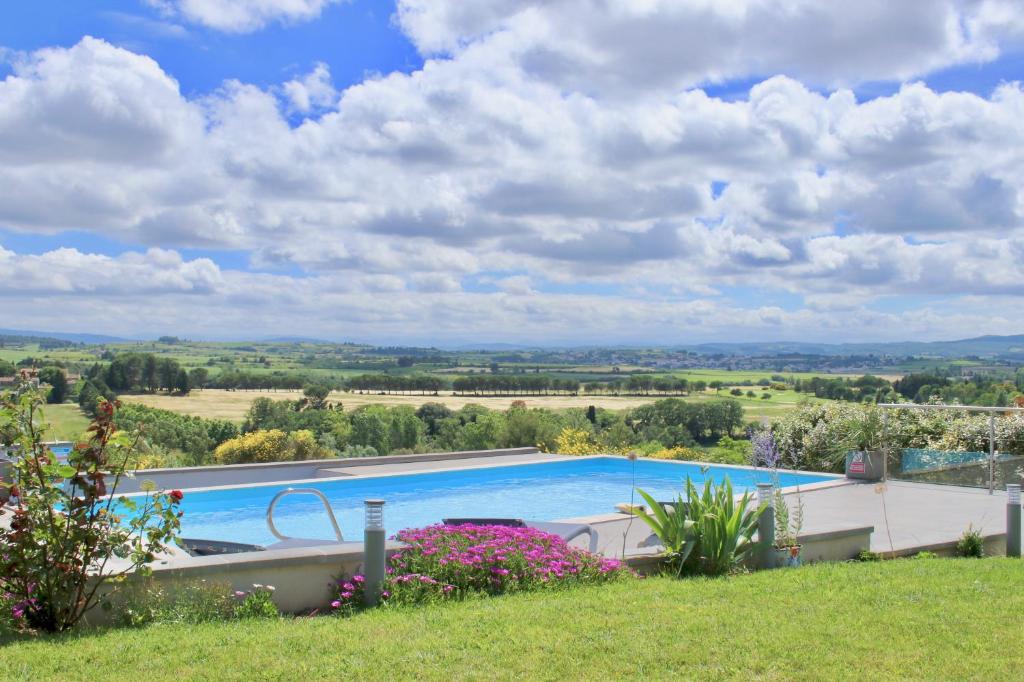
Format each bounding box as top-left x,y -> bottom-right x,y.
108,394 -> 748,467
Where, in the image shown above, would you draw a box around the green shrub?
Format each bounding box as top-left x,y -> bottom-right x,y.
956,526 -> 985,558
856,550 -> 882,562
633,476 -> 763,577
213,429 -> 332,464
116,580 -> 278,626
0,393 -> 182,633
234,585 -> 279,619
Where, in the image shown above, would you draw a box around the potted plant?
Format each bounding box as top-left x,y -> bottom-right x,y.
842,407 -> 887,481
750,429 -> 804,567
771,487 -> 804,567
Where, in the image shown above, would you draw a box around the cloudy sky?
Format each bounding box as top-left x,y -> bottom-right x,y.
1,1 -> 1023,345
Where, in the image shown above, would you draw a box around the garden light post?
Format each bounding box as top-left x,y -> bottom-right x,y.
1007,485 -> 1021,558
364,499 -> 386,606
757,483 -> 774,570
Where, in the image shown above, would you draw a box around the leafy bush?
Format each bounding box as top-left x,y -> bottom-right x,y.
116,580 -> 278,626
956,526 -> 985,558
233,584 -> 279,619
330,525 -> 630,612
115,403 -> 238,466
554,427 -> 602,455
212,429 -> 332,464
774,402 -> 1024,473
117,579 -> 238,626
644,446 -> 703,461
633,476 -> 763,576
0,392 -> 182,633
631,489 -> 695,576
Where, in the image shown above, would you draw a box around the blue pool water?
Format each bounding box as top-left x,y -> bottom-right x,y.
159,457 -> 835,546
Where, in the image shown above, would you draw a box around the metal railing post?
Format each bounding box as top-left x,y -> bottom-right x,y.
989,415 -> 996,495
882,408 -> 889,483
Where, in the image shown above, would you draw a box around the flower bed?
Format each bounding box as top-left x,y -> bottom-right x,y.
332,524 -> 631,611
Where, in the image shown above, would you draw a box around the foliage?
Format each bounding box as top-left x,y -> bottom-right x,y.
330,525 -> 630,612
103,352 -> 190,394
629,398 -> 744,445
118,579 -> 239,626
0,391 -> 182,632
750,429 -> 803,547
233,584 -> 279,619
114,403 -> 238,467
774,402 -> 1024,472
634,476 -> 763,576
243,397 -> 351,447
855,550 -> 882,562
956,525 -> 985,558
37,367 -> 68,404
643,445 -> 703,461
630,489 -> 695,576
212,429 -> 332,464
840,405 -> 886,452
701,435 -> 751,464
116,580 -> 278,626
773,489 -> 804,549
553,427 -> 601,455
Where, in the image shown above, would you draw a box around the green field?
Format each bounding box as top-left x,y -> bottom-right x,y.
40,404 -> 91,441
122,385 -> 826,423
3,559 -> 1021,680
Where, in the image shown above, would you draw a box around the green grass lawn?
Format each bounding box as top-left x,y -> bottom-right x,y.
4,559 -> 1022,680
40,404 -> 90,441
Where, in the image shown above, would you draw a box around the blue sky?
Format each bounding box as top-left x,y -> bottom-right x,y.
1,1 -> 1023,344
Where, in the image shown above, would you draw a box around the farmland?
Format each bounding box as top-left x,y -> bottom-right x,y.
121,386 -> 827,423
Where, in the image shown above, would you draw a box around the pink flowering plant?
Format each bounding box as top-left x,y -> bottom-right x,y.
331,524 -> 631,612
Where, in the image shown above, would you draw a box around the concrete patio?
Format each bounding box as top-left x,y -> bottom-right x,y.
562,479 -> 1013,559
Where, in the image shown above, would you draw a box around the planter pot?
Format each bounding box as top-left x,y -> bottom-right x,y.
846,450 -> 885,481
771,545 -> 802,568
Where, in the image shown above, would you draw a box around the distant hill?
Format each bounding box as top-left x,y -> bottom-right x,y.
261,336 -> 333,344
0,328 -> 130,345
685,334 -> 1024,359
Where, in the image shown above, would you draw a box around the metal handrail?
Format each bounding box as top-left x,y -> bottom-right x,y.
878,403 -> 1024,413
266,488 -> 344,542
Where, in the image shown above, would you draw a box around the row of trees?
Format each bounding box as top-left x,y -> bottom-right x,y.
346,374 -> 446,394
99,353 -> 191,394
451,375 -> 581,395
793,375 -> 893,402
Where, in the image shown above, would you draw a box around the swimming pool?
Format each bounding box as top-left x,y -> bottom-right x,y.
155,457 -> 838,546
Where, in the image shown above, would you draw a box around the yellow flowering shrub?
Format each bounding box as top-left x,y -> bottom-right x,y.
644,446 -> 702,461
213,429 -> 331,465
554,427 -> 601,456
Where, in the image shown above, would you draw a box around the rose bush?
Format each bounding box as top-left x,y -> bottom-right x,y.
0,390 -> 182,633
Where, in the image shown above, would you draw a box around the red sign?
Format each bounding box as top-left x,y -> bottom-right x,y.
849,452 -> 866,474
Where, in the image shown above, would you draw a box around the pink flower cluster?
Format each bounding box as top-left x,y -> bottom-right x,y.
330,524 -> 631,613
